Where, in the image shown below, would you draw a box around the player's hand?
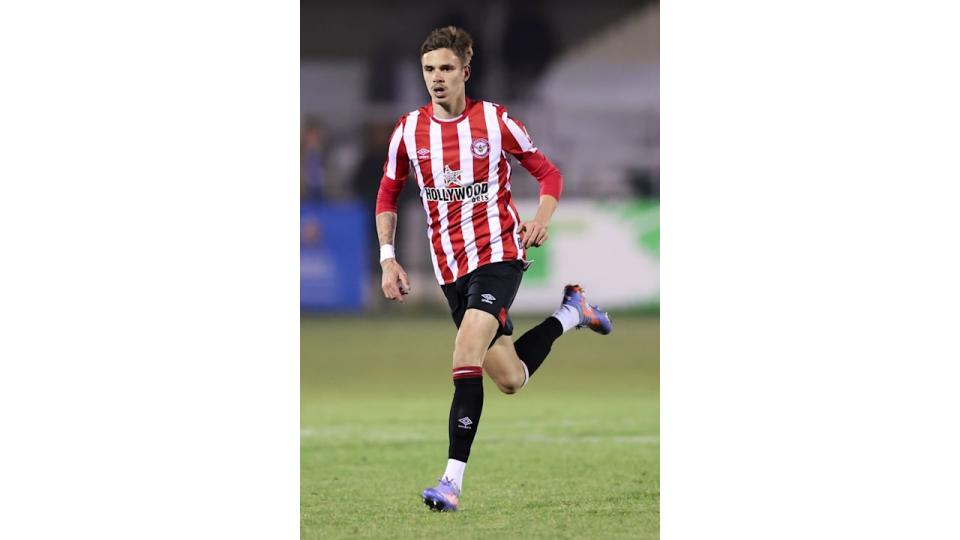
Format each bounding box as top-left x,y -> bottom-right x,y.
519,220 -> 548,248
380,258 -> 411,303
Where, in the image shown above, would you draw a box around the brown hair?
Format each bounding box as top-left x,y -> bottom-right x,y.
420,26 -> 474,67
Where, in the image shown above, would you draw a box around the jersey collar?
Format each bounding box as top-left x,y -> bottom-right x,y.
427,97 -> 472,123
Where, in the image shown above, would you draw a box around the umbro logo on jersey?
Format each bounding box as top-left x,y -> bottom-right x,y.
458,417 -> 473,429
480,293 -> 496,304
416,148 -> 430,161
471,138 -> 490,159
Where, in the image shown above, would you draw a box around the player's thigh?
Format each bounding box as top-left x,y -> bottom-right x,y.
452,308 -> 501,367
464,260 -> 524,339
483,336 -> 526,393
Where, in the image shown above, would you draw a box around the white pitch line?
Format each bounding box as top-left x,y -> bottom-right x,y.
514,434 -> 660,445
300,427 -> 658,445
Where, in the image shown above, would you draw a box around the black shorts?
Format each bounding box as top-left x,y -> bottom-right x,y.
441,260 -> 524,341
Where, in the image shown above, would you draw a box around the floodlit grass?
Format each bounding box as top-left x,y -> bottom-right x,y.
302,315 -> 659,539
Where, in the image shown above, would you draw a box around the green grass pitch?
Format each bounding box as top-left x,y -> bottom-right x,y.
301,314 -> 659,539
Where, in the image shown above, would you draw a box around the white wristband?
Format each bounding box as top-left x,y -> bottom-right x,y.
379,244 -> 396,263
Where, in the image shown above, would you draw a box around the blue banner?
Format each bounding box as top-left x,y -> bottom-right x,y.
300,202 -> 370,312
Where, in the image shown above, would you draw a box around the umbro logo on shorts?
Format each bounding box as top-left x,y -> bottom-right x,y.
480,293 -> 496,304
458,417 -> 473,429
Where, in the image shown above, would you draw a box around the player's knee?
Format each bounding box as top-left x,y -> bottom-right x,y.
493,370 -> 525,394
452,327 -> 491,368
451,341 -> 484,368
497,381 -> 521,395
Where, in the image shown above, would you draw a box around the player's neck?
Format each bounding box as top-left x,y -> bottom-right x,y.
432,95 -> 467,120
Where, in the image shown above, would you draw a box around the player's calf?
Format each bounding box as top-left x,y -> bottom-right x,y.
508,284 -> 613,386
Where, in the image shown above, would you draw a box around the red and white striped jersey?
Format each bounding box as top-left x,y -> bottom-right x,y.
376,98 -> 563,285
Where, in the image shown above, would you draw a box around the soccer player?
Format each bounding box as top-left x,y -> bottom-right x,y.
374,26 -> 613,512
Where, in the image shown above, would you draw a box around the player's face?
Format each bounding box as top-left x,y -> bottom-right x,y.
421,48 -> 469,105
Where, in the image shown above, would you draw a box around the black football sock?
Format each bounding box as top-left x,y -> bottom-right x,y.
448,366 -> 484,462
514,317 -> 564,377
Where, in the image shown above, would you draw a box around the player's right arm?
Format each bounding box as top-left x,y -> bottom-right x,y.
375,117 -> 412,303
376,211 -> 411,302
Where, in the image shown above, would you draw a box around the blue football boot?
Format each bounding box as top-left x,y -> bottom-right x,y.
562,284 -> 613,335
422,477 -> 461,512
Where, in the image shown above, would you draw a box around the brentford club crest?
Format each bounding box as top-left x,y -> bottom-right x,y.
471,138 -> 490,159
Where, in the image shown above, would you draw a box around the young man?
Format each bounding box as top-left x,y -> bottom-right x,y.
374,26 -> 613,512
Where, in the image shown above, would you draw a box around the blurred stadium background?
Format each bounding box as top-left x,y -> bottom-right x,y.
301,1 -> 659,537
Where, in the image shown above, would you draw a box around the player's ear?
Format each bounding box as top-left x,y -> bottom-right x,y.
463,64 -> 471,82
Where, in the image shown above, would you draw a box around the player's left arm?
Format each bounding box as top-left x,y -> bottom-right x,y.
499,107 -> 563,248
521,194 -> 557,248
